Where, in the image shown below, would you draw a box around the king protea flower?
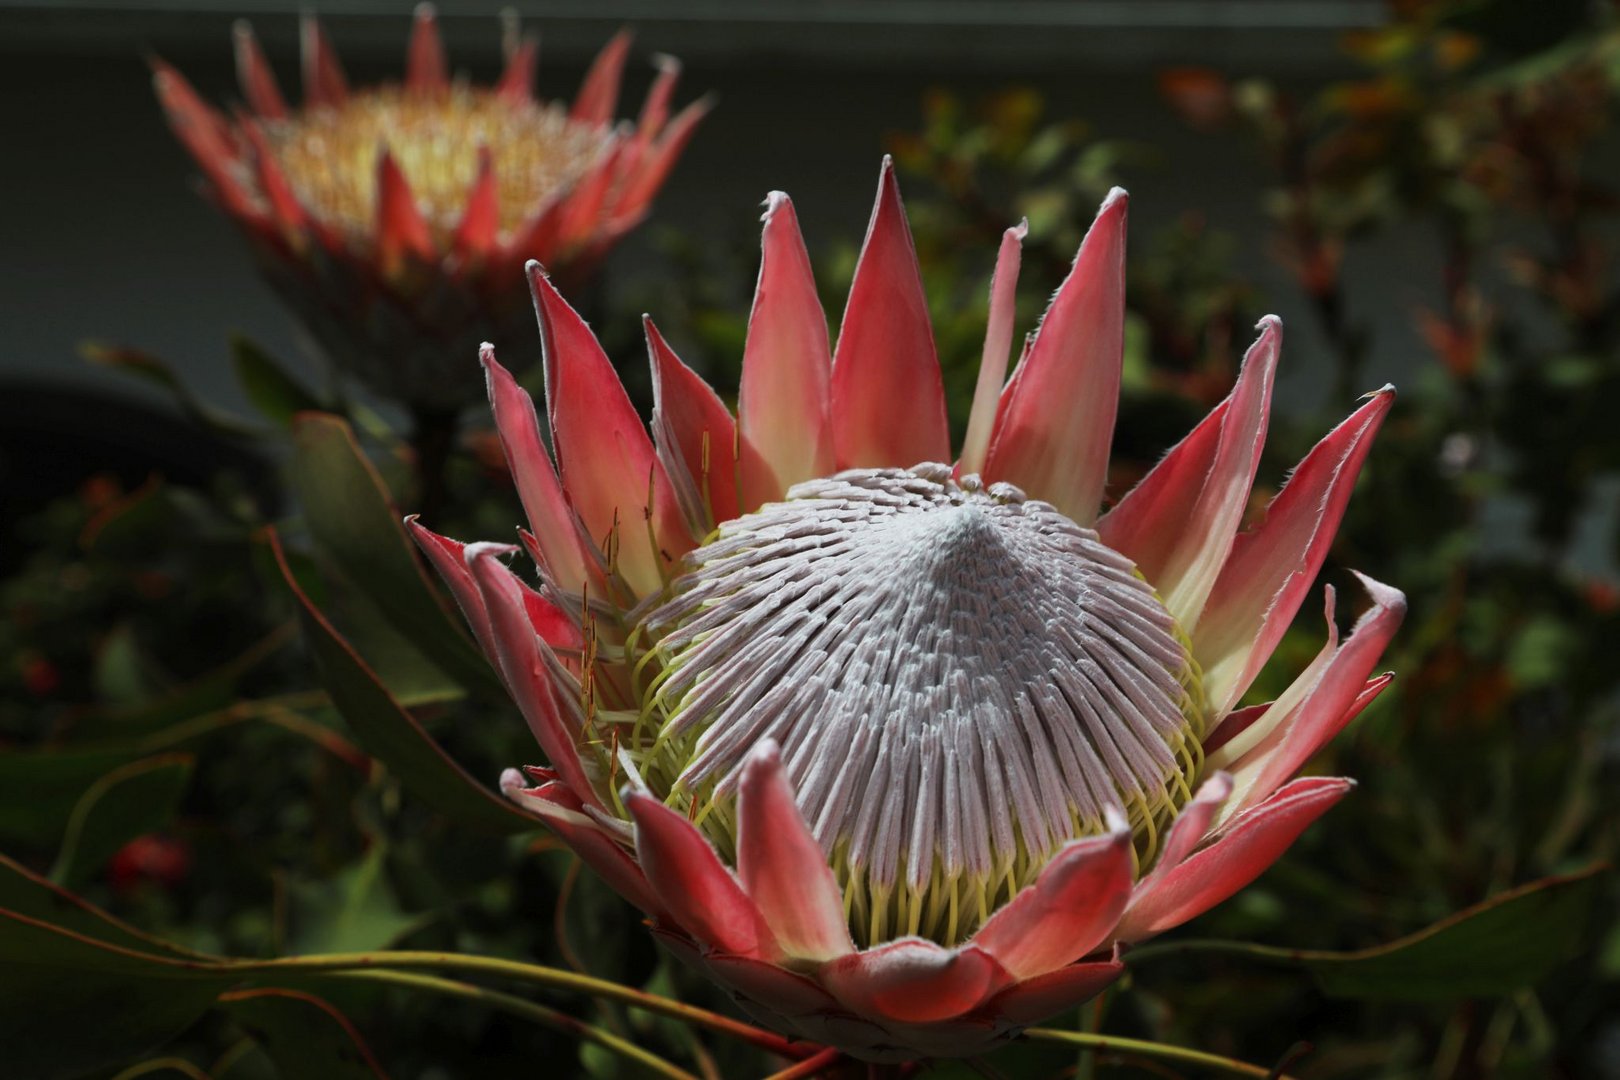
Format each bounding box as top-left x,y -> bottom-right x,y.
410,159 -> 1403,1062
153,6 -> 707,407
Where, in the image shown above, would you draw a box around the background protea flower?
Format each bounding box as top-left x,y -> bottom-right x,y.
153,5 -> 707,409
410,158 -> 1404,1062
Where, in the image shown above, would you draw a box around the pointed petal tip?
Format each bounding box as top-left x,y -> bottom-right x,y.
972,822 -> 1134,980
525,260 -> 560,312
1100,185 -> 1129,210
531,262 -> 563,296
499,766 -> 527,799
1349,570 -> 1408,614
874,153 -> 904,198
1362,382 -> 1398,401
1009,217 -> 1030,240
477,341 -> 504,377
1202,770 -> 1235,801
831,149 -> 950,468
761,190 -> 793,220
743,737 -> 784,773
462,539 -> 521,567
650,51 -> 681,75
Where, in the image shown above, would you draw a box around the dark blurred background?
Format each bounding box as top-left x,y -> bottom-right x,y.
8,0 -> 1615,571
5,0 -> 1431,412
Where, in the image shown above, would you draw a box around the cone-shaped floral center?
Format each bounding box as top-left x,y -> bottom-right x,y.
265,87 -> 608,245
627,465 -> 1208,946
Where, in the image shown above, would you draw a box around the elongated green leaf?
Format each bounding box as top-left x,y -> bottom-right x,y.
0,908 -> 234,1080
231,335 -> 325,428
0,851 -> 212,959
270,530 -> 538,835
1302,865 -> 1609,1000
50,753 -> 195,890
1131,864 -> 1610,1002
250,529 -> 456,709
288,413 -> 497,695
94,623 -> 159,708
83,341 -> 261,437
75,625 -> 296,741
290,847 -> 426,955
218,988 -> 390,1079
0,748 -> 140,851
326,570 -> 471,709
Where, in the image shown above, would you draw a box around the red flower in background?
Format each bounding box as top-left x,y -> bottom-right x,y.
108,834 -> 191,896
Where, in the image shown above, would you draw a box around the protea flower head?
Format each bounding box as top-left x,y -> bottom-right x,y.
410,159 -> 1404,1062
153,5 -> 707,407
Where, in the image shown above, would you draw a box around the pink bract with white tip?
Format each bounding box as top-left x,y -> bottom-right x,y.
413,159 -> 1404,1062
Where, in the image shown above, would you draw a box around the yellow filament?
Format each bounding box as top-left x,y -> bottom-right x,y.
266,86 -> 606,247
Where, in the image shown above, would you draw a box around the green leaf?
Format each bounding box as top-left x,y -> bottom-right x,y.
231,336 -> 325,429
74,625 -> 296,741
0,908 -> 235,1080
93,623 -> 158,709
82,341 -> 262,437
289,846 -> 424,955
287,413 -> 497,696
1505,615 -> 1580,689
1301,865 -> 1610,1000
0,748 -> 140,851
218,987 -> 389,1079
1600,913 -> 1620,978
1132,865 -> 1610,1002
269,531 -> 539,835
0,851 -> 210,959
50,753 -> 195,890
250,532 -> 451,709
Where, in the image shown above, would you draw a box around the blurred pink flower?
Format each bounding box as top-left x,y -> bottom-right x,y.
413,159 -> 1403,1061
153,5 -> 707,406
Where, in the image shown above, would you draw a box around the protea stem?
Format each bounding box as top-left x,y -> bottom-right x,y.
1024,1028 -> 1288,1078
332,969 -> 700,1080
204,949 -> 812,1059
761,1047 -> 843,1079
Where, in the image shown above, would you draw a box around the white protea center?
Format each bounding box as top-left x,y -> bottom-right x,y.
626,464 -> 1209,947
